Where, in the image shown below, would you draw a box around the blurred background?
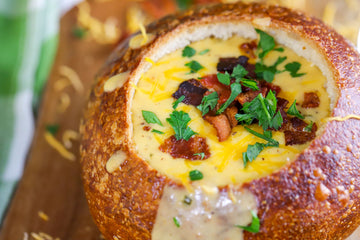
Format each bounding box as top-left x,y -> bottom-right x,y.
0,0 -> 359,239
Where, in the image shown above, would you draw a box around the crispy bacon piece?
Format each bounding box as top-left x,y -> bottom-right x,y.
159,135 -> 210,160
237,87 -> 267,105
204,114 -> 232,142
240,41 -> 257,59
225,106 -> 239,128
216,56 -> 256,78
277,97 -> 289,126
199,74 -> 231,105
284,117 -> 318,145
172,79 -> 207,106
302,92 -> 320,108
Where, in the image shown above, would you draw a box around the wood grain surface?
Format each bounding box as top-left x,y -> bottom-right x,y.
0,0 -> 358,240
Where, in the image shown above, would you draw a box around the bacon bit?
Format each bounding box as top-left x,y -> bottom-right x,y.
204,114 -> 231,142
159,136 -> 210,160
240,41 -> 257,59
199,74 -> 230,104
284,118 -> 318,145
302,92 -> 320,108
44,132 -> 76,161
172,79 -> 207,106
225,106 -> 238,128
59,66 -> 84,93
38,211 -> 49,221
143,126 -> 151,131
217,56 -> 249,73
237,87 -> 267,105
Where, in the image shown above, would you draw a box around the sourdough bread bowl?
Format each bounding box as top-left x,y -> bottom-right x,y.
80,2 -> 360,239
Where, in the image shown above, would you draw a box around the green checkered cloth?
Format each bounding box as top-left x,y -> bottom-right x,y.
0,0 -> 61,221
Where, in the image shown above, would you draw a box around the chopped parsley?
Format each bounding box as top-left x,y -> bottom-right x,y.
232,64 -> 248,80
182,46 -> 196,58
198,49 -> 210,55
242,127 -> 279,167
183,195 -> 192,205
287,100 -> 304,119
304,121 -> 314,132
72,26 -> 87,39
175,0 -> 193,10
151,129 -> 164,134
189,170 -> 203,181
166,110 -> 197,141
255,29 -> 283,59
173,217 -> 181,227
173,95 -> 185,109
194,152 -> 205,160
142,110 -> 163,126
46,124 -> 59,135
237,91 -> 283,131
185,60 -> 204,73
284,61 -> 305,78
217,72 -> 231,85
236,210 -> 260,233
241,79 -> 259,90
255,56 -> 287,83
216,83 -> 242,114
197,91 -> 219,116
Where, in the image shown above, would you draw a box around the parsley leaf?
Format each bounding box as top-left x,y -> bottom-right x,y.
287,100 -> 304,119
304,121 -> 314,132
142,110 -> 163,126
173,95 -> 185,109
232,64 -> 248,80
241,91 -> 283,130
236,210 -> 260,233
216,83 -> 242,114
198,49 -> 210,55
235,113 -> 254,125
175,0 -> 193,10
194,152 -> 205,160
255,56 -> 287,82
217,72 -> 231,85
189,170 -> 203,181
256,29 -> 275,59
284,62 -> 306,77
197,92 -> 219,116
240,79 -> 259,90
185,60 -> 204,73
166,110 -> 197,140
72,26 -> 87,39
173,217 -> 181,227
242,142 -> 265,166
244,127 -> 279,147
182,46 -> 196,58
46,124 -> 59,135
151,129 -> 164,134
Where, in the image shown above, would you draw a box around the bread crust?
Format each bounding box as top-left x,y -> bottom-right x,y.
80,2 -> 360,239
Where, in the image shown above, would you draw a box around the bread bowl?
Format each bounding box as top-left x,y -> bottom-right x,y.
79,2 -> 360,239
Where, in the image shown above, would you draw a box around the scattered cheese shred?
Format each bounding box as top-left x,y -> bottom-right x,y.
23,232 -> 29,240
144,57 -> 156,65
44,132 -> 76,161
59,66 -> 84,93
126,4 -> 150,33
62,130 -> 80,149
323,114 -> 360,122
57,92 -> 70,113
77,2 -> 120,44
53,78 -> 71,92
30,232 -> 60,240
38,211 -> 49,221
322,2 -> 336,25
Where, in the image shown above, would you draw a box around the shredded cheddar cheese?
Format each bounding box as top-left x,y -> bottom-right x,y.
38,211 -> 49,221
44,132 -> 75,161
57,92 -> 70,113
62,130 -> 80,149
59,66 -> 84,93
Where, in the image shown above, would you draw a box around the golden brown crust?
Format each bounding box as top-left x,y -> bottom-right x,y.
80,2 -> 360,239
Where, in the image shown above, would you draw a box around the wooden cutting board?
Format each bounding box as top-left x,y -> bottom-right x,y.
0,1 -> 357,239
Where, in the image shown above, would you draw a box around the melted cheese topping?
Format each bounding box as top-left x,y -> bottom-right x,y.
131,36 -> 330,188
